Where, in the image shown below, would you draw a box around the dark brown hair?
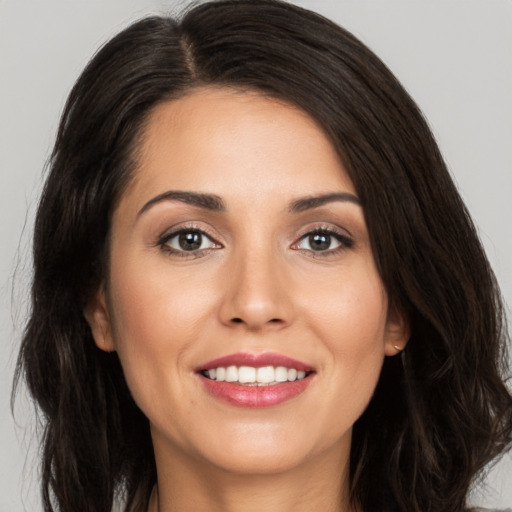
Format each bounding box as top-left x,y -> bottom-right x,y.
14,1 -> 512,511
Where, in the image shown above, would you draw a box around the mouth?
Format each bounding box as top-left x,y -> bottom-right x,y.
200,365 -> 312,386
196,353 -> 315,407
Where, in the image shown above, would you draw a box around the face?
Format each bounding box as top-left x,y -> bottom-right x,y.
86,87 -> 408,478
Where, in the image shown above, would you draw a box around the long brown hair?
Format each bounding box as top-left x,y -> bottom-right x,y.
14,1 -> 512,511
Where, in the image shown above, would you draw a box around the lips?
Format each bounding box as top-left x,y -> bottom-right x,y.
195,352 -> 314,408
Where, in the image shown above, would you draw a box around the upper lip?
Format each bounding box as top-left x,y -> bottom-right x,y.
195,352 -> 313,373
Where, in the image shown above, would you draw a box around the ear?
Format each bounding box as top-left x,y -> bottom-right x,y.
383,305 -> 410,357
83,284 -> 116,352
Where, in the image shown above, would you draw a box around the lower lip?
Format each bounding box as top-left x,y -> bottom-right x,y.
200,376 -> 312,408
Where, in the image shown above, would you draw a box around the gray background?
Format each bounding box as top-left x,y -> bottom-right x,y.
1,1 -> 511,510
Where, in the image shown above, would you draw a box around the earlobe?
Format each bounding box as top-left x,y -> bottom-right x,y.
384,306 -> 410,357
83,284 -> 116,352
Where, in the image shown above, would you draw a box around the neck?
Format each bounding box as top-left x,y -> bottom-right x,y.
148,437 -> 357,512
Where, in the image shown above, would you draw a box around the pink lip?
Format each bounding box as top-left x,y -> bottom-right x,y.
195,352 -> 314,408
196,352 -> 313,372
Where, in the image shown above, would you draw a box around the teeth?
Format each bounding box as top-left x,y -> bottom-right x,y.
256,366 -> 275,383
216,367 -> 226,381
225,365 -> 238,382
275,366 -> 288,382
238,366 -> 256,383
202,365 -> 310,385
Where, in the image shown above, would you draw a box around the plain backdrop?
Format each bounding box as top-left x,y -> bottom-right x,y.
1,1 -> 511,511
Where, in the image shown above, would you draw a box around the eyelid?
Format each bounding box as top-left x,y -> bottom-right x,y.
291,224 -> 354,253
155,222 -> 353,257
156,223 -> 223,256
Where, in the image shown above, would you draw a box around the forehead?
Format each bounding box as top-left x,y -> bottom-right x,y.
122,87 -> 355,211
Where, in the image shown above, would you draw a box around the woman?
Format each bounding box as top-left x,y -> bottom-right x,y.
14,1 -> 512,511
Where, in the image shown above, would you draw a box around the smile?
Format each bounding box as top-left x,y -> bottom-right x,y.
201,365 -> 309,385
196,353 -> 315,407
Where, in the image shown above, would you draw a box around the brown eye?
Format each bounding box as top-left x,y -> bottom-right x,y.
308,233 -> 332,251
161,229 -> 219,253
178,232 -> 203,251
296,231 -> 342,252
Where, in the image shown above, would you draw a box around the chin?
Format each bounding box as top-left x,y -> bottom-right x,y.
169,418 -> 351,477
203,444 -> 316,476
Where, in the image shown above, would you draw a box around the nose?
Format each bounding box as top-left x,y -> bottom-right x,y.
218,250 -> 293,331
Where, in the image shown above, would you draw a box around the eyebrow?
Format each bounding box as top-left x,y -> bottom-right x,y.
137,190 -> 361,217
289,192 -> 361,212
138,191 -> 226,216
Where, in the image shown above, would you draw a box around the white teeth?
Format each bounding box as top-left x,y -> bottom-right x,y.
216,367 -> 226,381
287,368 -> 297,381
256,366 -> 275,383
275,366 -> 288,382
238,366 -> 256,383
225,365 -> 238,382
202,365 -> 310,385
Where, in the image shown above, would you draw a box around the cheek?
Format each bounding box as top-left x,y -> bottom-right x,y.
109,260 -> 215,348
301,264 -> 388,353
299,265 -> 388,405
105,258 -> 221,401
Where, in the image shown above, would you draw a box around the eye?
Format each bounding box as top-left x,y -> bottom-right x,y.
159,228 -> 221,254
294,229 -> 353,253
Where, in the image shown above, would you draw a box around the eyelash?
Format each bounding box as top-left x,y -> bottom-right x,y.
156,224 -> 354,258
293,226 -> 354,257
157,225 -> 221,259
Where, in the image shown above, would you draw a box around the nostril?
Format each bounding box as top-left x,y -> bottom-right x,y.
231,318 -> 243,323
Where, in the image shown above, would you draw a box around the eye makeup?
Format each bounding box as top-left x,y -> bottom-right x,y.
154,221 -> 355,261
156,224 -> 223,259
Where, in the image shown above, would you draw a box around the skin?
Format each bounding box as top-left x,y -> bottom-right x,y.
86,87 -> 408,512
